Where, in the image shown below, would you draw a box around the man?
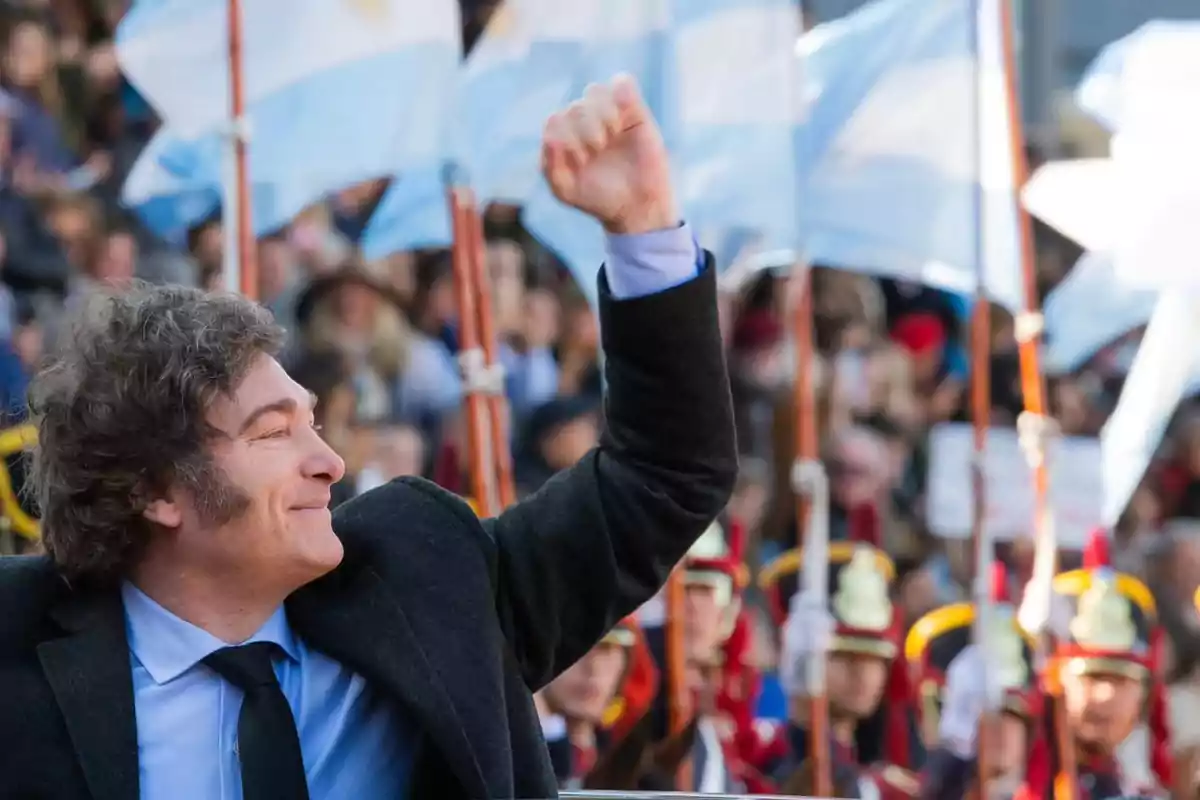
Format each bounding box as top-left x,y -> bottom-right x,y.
539,616 -> 658,788
948,531 -> 1167,800
905,564 -> 1041,799
633,520 -> 744,793
0,75 -> 737,800
1025,531 -> 1171,799
761,541 -> 914,798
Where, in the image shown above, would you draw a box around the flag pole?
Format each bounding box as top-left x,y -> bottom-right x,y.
791,4 -> 832,795
665,562 -> 693,789
464,197 -> 518,511
996,0 -> 1079,795
787,262 -> 832,799
966,2 -> 997,795
225,0 -> 256,299
447,175 -> 497,516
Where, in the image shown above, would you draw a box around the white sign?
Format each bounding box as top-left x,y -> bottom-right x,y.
925,423 -> 1102,549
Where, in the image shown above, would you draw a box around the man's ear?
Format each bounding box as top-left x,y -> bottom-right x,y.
143,497 -> 183,529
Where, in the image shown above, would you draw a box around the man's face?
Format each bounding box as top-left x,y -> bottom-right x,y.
95,233 -> 136,284
543,642 -> 627,723
830,438 -> 880,508
683,582 -> 725,664
148,355 -> 347,590
826,651 -> 888,719
540,415 -> 599,471
984,713 -> 1028,779
1062,668 -> 1145,751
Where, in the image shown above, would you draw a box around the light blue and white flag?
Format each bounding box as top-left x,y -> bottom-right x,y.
457,0 -> 601,205
1100,294 -> 1200,526
1075,20 -> 1200,133
360,0 -> 593,259
118,0 -> 461,241
794,0 -> 1022,311
359,167 -> 453,260
1050,22 -> 1200,523
117,0 -> 460,140
1042,252 -> 1156,375
519,0 -> 802,306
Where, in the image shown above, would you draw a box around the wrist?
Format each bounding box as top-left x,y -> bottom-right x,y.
601,202 -> 681,235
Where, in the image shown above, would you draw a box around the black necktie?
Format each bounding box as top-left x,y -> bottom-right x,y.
204,642 -> 310,800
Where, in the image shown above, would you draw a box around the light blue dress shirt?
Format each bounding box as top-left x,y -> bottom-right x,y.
123,224 -> 703,800
123,583 -> 419,800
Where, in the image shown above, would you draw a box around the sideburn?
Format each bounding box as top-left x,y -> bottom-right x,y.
188,457 -> 253,527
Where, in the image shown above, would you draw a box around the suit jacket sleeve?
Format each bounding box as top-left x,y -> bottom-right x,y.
489,255 -> 737,689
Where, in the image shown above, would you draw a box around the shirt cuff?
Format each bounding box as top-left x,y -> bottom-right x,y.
603,222 -> 702,300
541,714 -> 568,741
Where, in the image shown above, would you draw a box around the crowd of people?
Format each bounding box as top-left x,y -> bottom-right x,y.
1,1 -> 1200,799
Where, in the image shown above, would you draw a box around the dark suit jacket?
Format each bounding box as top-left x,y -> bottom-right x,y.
0,260 -> 737,800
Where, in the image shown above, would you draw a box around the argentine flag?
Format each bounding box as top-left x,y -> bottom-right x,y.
117,0 -> 461,241
519,0 -> 802,306
1075,20 -> 1200,133
360,0 -> 591,259
794,0 -> 1023,312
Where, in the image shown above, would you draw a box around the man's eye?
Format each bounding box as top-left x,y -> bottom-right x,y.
260,428 -> 289,439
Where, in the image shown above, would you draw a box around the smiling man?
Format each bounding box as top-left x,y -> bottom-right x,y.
0,75 -> 737,800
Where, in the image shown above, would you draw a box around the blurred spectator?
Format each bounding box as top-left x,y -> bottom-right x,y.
516,395 -> 600,495
356,423 -> 427,493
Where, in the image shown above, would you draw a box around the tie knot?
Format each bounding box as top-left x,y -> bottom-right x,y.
203,642 -> 283,690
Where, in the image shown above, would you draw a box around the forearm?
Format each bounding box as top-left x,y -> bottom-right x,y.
490,243 -> 736,688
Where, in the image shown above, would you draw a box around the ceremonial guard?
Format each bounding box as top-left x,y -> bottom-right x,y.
537,616 -> 657,789
935,532 -> 1170,799
761,537 -> 915,798
1032,531 -> 1172,799
905,564 -> 1043,799
626,520 -> 744,792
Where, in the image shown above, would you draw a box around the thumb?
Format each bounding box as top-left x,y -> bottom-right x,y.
612,73 -> 652,132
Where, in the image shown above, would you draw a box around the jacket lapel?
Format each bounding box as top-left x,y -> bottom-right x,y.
288,566 -> 488,799
38,588 -> 140,800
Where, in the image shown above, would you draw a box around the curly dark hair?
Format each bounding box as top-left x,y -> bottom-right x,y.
28,282 -> 285,585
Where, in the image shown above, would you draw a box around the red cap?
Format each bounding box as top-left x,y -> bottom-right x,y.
890,313 -> 945,356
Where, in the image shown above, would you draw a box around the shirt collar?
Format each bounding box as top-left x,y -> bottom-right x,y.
121,582 -> 299,685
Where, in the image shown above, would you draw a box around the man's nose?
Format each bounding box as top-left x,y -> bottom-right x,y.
304,430 -> 346,484
1091,680 -> 1116,703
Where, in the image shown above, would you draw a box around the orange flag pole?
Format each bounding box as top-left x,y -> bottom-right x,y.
226,0 -> 256,299
463,197 -> 518,511
665,565 -> 693,789
790,264 -> 832,799
791,5 -> 831,794
447,182 -> 497,516
996,1 -> 1078,796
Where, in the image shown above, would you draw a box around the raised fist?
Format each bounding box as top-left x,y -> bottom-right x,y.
541,74 -> 678,235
